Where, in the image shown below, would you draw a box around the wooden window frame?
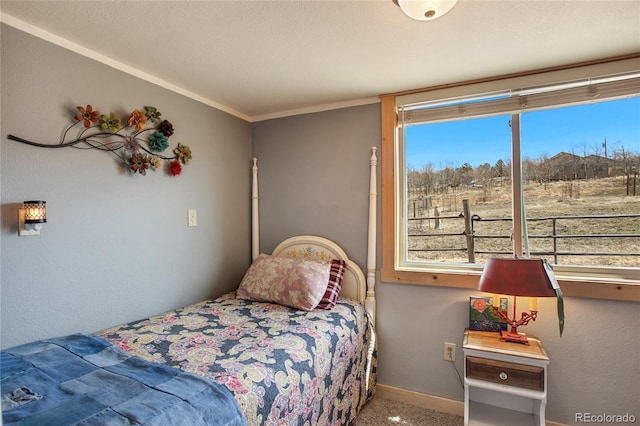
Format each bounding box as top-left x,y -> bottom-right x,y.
380,54 -> 640,302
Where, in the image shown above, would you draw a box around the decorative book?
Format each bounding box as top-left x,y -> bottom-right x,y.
469,296 -> 508,332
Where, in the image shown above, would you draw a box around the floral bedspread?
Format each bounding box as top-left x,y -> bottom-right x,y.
96,293 -> 377,426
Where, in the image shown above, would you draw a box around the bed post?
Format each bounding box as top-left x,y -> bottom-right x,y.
252,158 -> 260,260
366,147 -> 377,326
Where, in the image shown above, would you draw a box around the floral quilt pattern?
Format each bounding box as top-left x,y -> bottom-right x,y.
97,293 -> 376,426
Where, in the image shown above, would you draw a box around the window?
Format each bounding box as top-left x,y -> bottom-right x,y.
381,57 -> 640,300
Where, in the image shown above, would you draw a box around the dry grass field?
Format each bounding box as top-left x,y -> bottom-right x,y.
408,176 -> 640,267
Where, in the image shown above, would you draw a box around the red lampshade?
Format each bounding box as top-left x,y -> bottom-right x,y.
478,258 -> 557,298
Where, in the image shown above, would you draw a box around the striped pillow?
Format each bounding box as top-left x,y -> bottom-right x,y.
316,259 -> 347,310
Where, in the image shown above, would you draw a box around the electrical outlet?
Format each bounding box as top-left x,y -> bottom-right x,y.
444,342 -> 456,362
188,209 -> 197,227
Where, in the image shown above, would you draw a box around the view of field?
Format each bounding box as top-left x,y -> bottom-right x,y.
407,175 -> 639,267
404,95 -> 639,269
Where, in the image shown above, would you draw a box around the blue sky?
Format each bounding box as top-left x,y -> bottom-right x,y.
406,97 -> 640,170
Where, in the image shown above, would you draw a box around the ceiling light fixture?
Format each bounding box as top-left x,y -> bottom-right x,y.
393,0 -> 458,21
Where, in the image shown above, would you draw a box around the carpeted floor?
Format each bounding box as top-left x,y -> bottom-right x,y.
355,396 -> 464,426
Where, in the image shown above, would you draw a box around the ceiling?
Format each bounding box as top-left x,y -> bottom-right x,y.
1,1 -> 639,122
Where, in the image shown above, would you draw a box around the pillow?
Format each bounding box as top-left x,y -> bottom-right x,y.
236,254 -> 330,311
316,259 -> 347,310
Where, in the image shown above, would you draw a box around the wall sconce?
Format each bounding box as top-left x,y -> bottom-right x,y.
18,201 -> 47,236
393,0 -> 458,21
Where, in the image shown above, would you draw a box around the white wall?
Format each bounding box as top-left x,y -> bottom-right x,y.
1,25 -> 253,349
252,104 -> 640,426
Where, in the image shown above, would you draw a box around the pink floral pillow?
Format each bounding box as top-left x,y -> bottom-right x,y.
236,254 -> 331,310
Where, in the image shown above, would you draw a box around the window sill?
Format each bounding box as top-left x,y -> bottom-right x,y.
381,268 -> 640,302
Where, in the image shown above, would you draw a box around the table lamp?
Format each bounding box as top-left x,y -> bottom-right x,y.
478,257 -> 564,344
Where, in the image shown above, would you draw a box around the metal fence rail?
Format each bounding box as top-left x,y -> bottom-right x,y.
408,199 -> 640,264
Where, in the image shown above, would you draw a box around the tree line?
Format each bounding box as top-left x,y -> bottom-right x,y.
407,144 -> 639,198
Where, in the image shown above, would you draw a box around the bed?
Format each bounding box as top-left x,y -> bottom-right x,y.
1,148 -> 378,425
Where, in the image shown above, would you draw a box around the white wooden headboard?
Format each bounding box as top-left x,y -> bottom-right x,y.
251,147 -> 377,324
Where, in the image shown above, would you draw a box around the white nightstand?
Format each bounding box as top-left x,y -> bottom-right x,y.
463,329 -> 549,426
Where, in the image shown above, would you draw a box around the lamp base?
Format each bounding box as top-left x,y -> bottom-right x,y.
500,330 -> 530,345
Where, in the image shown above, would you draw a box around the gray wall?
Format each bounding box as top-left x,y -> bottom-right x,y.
252,103 -> 639,426
1,25 -> 252,349
251,106 -> 379,266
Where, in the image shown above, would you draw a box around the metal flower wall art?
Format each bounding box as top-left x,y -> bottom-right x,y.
8,105 -> 193,177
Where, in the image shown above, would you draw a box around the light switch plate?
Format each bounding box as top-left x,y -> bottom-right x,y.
188,209 -> 197,227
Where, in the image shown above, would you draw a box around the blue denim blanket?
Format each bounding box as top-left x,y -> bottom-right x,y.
1,334 -> 245,425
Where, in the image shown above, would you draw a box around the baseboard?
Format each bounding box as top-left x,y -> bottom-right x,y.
374,384 -> 567,426
375,384 -> 464,417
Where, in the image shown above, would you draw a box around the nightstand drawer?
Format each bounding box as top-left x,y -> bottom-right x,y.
466,356 -> 544,391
